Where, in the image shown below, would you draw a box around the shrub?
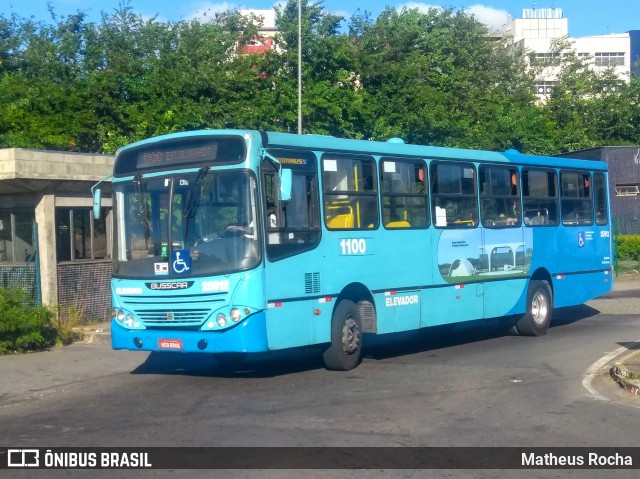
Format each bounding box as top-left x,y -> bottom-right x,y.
0,287 -> 57,355
614,235 -> 640,261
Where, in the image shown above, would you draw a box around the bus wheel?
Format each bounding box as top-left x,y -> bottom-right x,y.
323,299 -> 362,371
515,280 -> 552,336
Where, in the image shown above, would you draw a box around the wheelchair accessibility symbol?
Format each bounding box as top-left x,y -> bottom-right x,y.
171,249 -> 191,274
578,232 -> 585,248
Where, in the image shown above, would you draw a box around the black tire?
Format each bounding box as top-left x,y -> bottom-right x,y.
514,280 -> 552,336
323,299 -> 362,371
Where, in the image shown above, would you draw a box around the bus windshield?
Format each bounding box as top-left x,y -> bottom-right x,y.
113,168 -> 260,278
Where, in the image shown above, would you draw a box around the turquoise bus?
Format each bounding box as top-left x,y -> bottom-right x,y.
94,130 -> 613,370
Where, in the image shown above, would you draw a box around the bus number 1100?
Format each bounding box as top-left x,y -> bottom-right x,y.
340,238 -> 367,255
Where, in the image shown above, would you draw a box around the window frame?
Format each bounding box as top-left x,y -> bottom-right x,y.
594,172 -> 608,226
262,149 -> 321,262
321,154 -> 379,231
56,207 -> 111,263
560,170 -> 594,226
430,161 -> 478,229
379,158 -> 430,230
0,210 -> 36,264
522,168 -> 559,227
479,165 -> 521,229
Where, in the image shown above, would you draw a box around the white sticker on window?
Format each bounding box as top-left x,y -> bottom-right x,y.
384,162 -> 396,173
323,159 -> 338,172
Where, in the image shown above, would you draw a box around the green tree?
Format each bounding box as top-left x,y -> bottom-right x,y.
269,1 -> 366,136
542,40 -> 640,151
352,7 -> 537,150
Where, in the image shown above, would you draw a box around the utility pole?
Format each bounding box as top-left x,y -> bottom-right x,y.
297,0 -> 302,134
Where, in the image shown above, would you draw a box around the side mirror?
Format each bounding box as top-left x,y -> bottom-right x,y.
92,188 -> 102,219
280,168 -> 292,201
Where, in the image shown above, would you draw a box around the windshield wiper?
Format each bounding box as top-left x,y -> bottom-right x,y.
183,167 -> 210,240
184,167 -> 210,219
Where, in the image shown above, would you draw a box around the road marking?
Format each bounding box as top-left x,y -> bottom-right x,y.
582,340 -> 640,402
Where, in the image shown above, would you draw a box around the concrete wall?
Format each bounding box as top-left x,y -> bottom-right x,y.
0,148 -> 113,182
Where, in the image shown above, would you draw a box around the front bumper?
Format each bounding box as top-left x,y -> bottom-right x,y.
111,311 -> 268,353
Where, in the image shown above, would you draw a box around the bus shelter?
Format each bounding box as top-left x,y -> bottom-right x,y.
0,148 -> 114,320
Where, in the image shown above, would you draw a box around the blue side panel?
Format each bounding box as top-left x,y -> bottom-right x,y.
264,300 -> 332,350
528,227 -> 559,275
553,273 -> 595,308
595,269 -> 614,298
483,278 -> 528,318
422,283 -> 484,326
111,312 -> 269,353
374,290 -> 421,333
551,222 -> 612,307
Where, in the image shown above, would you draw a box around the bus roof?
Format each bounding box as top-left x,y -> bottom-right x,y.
264,131 -> 608,172
116,129 -> 608,172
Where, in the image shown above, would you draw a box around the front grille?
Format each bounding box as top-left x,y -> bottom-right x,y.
136,309 -> 211,327
118,291 -> 226,328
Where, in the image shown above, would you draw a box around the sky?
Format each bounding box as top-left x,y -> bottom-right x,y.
3,1 -> 639,38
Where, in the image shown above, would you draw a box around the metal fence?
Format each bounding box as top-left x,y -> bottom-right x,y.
0,222 -> 40,306
57,260 -> 112,322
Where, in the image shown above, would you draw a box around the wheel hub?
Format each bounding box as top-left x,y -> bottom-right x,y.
531,291 -> 548,325
341,317 -> 361,355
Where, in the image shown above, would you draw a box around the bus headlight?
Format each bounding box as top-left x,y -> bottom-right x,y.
116,310 -> 125,322
216,313 -> 227,327
230,308 -> 242,322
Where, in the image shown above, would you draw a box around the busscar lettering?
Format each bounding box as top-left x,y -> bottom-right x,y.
150,282 -> 189,290
385,295 -> 419,307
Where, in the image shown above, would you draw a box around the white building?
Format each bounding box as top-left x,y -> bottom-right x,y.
505,7 -> 639,99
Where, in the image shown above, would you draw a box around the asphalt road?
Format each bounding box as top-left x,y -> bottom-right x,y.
1,289 -> 639,479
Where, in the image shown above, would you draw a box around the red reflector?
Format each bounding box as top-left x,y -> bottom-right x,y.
274,301 -> 283,308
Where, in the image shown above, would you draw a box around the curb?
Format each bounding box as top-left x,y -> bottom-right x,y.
72,323 -> 112,345
610,361 -> 640,397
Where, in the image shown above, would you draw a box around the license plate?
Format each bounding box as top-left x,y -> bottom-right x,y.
158,338 -> 183,350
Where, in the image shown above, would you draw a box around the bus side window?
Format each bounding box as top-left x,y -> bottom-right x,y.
523,169 -> 558,226
561,171 -> 593,226
322,155 -> 379,230
380,159 -> 429,229
480,165 -> 520,228
594,172 -> 608,226
430,162 -> 477,228
262,150 -> 321,261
